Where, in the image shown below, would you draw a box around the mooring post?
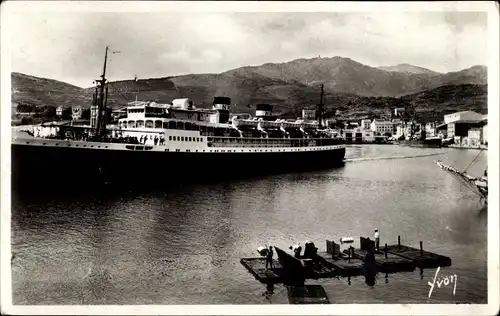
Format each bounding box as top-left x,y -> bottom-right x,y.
348,247 -> 351,263
420,241 -> 423,255
398,235 -> 401,249
384,243 -> 388,259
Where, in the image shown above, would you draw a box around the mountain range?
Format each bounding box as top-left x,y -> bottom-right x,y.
11,56 -> 488,121
376,63 -> 442,76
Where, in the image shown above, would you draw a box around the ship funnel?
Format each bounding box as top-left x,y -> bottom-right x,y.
255,104 -> 273,117
213,96 -> 231,111
213,96 -> 231,123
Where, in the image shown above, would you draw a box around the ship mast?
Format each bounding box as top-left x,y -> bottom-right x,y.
317,84 -> 324,128
91,46 -> 109,139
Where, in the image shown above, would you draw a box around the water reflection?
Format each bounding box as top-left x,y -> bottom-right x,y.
365,270 -> 376,287
262,282 -> 275,303
11,146 -> 488,304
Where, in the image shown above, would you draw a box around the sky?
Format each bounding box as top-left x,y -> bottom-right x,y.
7,5 -> 489,88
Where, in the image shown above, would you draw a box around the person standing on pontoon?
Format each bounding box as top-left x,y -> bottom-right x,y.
374,229 -> 380,251
265,246 -> 274,270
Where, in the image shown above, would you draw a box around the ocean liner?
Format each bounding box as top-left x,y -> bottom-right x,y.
11,47 -> 346,189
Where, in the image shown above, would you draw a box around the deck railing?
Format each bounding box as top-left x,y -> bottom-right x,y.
207,136 -> 344,148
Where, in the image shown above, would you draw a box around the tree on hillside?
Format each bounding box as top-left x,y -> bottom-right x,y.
16,103 -> 36,113
81,108 -> 91,120
20,117 -> 34,125
42,106 -> 56,120
61,107 -> 72,120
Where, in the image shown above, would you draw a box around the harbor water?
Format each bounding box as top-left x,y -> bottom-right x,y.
11,145 -> 487,304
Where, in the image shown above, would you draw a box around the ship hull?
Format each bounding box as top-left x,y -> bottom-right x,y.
11,142 -> 346,191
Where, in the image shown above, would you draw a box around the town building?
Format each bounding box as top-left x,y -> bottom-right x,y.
302,109 -> 316,120
442,110 -> 487,146
466,128 -> 483,147
393,107 -> 406,117
424,121 -> 439,138
360,119 -> 371,130
392,120 -> 423,140
444,111 -> 484,124
71,106 -> 83,121
483,124 -> 488,145
482,115 -> 488,145
370,119 -> 394,136
436,123 -> 448,139
444,110 -> 485,140
342,127 -> 375,143
56,106 -> 63,117
395,125 -> 404,139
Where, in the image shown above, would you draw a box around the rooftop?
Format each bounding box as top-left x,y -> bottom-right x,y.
451,119 -> 485,124
445,110 -> 483,117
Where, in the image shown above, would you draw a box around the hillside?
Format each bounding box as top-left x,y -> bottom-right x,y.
11,56 -> 488,122
376,63 -> 441,76
223,57 -> 486,97
317,84 -> 488,122
11,72 -> 91,109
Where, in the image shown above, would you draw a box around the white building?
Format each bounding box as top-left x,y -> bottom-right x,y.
395,125 -> 404,139
444,111 -> 484,124
72,106 -> 83,120
425,122 -> 439,137
467,129 -> 482,147
370,119 -> 393,135
302,109 -> 316,120
360,119 -> 371,130
343,127 -> 375,143
362,129 -> 375,142
444,110 -> 485,138
393,107 -> 406,117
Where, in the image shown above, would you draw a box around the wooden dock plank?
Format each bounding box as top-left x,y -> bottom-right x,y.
315,251 -> 364,276
386,245 -> 452,268
240,258 -> 283,283
241,239 -> 451,285
307,259 -> 338,279
345,248 -> 415,272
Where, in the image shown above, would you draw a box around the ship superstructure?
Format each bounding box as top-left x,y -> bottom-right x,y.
11,47 -> 346,189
